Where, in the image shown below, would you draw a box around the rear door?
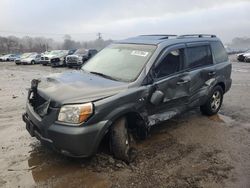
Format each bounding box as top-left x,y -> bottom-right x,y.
184,42 -> 215,107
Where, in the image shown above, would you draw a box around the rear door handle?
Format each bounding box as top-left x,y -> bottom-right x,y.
208,71 -> 216,76
177,79 -> 190,85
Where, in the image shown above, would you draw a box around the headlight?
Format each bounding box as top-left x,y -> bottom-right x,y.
58,103 -> 93,124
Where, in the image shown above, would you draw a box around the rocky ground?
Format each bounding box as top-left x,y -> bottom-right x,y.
0,56 -> 250,188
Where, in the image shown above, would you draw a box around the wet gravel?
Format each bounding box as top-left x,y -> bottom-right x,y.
0,56 -> 250,187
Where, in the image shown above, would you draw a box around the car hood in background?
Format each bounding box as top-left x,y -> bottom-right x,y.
37,71 -> 129,107
42,54 -> 57,59
21,57 -> 33,62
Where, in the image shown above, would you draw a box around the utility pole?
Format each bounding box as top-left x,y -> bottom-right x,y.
97,32 -> 102,40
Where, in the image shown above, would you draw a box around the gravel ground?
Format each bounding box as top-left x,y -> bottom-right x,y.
0,56 -> 250,188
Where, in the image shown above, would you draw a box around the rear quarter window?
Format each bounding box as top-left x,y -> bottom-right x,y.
211,41 -> 228,63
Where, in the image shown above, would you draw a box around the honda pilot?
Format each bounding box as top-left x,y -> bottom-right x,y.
23,34 -> 232,162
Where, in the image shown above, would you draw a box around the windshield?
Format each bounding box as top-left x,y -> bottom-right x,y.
74,49 -> 88,55
29,54 -> 38,58
21,53 -> 33,58
50,50 -> 63,55
82,44 -> 156,82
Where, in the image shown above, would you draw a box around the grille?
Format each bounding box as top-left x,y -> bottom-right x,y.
45,57 -> 49,60
67,57 -> 78,64
30,92 -> 50,117
51,58 -> 60,62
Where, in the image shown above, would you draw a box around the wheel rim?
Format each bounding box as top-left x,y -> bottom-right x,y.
211,90 -> 221,111
125,130 -> 137,162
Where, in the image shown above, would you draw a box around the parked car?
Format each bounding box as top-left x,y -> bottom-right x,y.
40,50 -> 65,66
23,34 -> 232,162
15,53 -> 41,65
50,50 -> 70,67
0,54 -> 19,61
15,53 -> 34,65
66,49 -> 98,68
237,50 -> 250,62
244,56 -> 250,63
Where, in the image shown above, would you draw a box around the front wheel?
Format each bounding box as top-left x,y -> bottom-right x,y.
110,117 -> 137,163
200,85 -> 223,116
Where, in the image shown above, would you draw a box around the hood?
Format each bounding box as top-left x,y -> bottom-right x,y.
43,54 -> 57,59
243,53 -> 250,57
22,57 -> 33,61
37,71 -> 129,107
67,54 -> 87,58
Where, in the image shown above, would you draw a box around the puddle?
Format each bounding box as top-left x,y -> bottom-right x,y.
208,114 -> 234,124
26,150 -> 111,187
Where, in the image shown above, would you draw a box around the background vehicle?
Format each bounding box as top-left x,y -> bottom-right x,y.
15,53 -> 35,65
15,53 -> 41,65
40,50 -> 65,66
66,48 -> 98,68
237,50 -> 250,62
0,54 -> 19,61
244,56 -> 250,62
23,34 -> 231,162
50,50 -> 70,67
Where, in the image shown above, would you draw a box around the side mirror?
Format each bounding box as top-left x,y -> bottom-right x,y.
150,90 -> 164,105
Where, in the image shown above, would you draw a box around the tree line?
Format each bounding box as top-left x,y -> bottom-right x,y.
0,35 -> 113,54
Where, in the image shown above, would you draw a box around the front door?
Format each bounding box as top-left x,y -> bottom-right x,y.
147,44 -> 190,124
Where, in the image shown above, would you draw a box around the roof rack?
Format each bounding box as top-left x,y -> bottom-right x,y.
177,34 -> 216,38
139,34 -> 177,39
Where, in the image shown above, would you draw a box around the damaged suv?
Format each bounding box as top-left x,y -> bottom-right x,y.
23,34 -> 231,162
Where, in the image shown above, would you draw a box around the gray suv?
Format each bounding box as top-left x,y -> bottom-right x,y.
23,34 -> 232,162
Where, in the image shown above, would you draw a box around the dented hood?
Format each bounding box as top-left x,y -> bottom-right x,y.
37,71 -> 128,107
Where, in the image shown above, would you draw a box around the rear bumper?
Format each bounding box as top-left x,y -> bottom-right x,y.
225,78 -> 232,93
23,103 -> 108,157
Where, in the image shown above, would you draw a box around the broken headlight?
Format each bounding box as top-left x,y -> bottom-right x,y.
58,103 -> 93,124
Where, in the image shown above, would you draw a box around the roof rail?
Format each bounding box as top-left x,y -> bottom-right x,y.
177,34 -> 216,38
139,34 -> 177,39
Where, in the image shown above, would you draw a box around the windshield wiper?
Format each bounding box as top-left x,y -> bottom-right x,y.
89,71 -> 119,81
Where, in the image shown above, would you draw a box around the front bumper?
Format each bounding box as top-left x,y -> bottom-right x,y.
51,60 -> 64,67
40,60 -> 50,65
23,102 -> 108,157
66,61 -> 82,67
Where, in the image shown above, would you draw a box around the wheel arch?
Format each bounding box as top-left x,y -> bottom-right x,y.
216,82 -> 225,93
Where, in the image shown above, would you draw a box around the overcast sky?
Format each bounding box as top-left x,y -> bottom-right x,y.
0,0 -> 249,43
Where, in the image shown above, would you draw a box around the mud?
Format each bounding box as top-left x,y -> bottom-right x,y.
1,57 -> 250,187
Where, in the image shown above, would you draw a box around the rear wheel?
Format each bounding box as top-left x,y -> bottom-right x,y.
200,85 -> 223,116
110,117 -> 137,163
31,60 -> 35,65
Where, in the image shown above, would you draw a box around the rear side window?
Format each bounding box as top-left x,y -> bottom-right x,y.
186,45 -> 213,69
211,41 -> 228,63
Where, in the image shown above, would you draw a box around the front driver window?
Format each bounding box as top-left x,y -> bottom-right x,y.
155,49 -> 184,79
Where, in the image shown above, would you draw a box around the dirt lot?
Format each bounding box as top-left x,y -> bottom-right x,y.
0,56 -> 250,188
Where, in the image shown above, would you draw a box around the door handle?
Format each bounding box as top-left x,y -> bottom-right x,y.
208,71 -> 216,76
177,79 -> 190,85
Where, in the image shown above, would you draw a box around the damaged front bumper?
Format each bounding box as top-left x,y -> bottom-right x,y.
23,102 -> 108,157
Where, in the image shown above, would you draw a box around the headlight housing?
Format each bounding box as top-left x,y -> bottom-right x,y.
58,103 -> 93,124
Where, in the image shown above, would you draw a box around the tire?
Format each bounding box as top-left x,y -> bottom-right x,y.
110,117 -> 137,163
31,60 -> 35,65
200,85 -> 223,116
